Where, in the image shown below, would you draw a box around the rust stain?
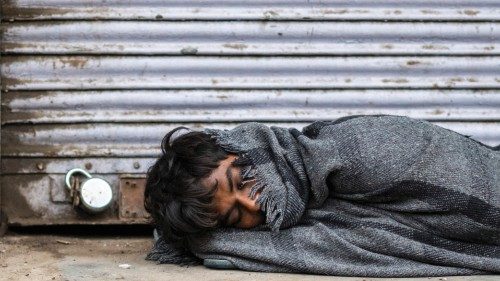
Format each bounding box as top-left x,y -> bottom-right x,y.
420,9 -> 440,15
216,95 -> 229,100
322,9 -> 348,15
0,156 -> 24,174
445,78 -> 465,87
3,142 -> 65,157
155,14 -> 163,20
344,78 -> 352,83
223,43 -> 248,50
119,176 -> 149,220
211,79 -> 218,85
422,44 -> 449,50
484,46 -> 495,51
1,77 -> 28,91
2,124 -> 120,157
449,77 -> 464,82
463,10 -> 479,16
2,55 -> 38,64
381,78 -> 409,84
467,78 -> 478,83
432,109 -> 444,115
1,110 -> 45,126
381,44 -> 393,50
1,176 -> 38,219
406,60 -> 421,66
2,42 -> 42,52
1,174 -> 136,225
495,78 -> 500,83
2,1 -> 73,20
393,10 -> 402,15
59,57 -> 88,69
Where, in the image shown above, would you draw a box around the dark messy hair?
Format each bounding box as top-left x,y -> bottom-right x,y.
144,127 -> 229,246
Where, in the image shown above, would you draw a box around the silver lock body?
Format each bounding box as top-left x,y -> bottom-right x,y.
65,168 -> 113,214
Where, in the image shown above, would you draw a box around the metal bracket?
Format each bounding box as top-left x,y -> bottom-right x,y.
119,175 -> 149,222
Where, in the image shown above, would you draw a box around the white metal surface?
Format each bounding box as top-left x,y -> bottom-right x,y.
3,0 -> 500,21
3,90 -> 500,124
2,22 -> 498,55
2,56 -> 499,90
3,122 -> 500,158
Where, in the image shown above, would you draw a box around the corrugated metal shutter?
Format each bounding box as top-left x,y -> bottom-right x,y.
1,0 -> 499,226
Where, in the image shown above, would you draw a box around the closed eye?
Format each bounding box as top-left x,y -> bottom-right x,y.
227,204 -> 242,226
234,205 -> 242,226
237,181 -> 244,190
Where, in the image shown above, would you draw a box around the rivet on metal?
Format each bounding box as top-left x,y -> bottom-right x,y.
36,162 -> 45,171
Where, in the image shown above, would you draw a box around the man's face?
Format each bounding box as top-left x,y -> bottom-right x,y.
201,154 -> 265,228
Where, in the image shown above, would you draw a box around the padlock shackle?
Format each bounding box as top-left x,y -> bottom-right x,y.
65,168 -> 93,190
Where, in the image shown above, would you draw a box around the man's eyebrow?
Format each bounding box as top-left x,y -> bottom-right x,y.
226,164 -> 234,192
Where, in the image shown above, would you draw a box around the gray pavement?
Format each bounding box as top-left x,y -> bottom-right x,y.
0,234 -> 497,281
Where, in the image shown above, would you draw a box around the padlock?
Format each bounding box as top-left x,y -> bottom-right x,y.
65,168 -> 113,214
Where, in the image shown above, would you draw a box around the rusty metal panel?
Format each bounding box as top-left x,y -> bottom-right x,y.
1,174 -> 120,225
3,0 -> 500,21
2,56 -> 499,90
1,158 -> 155,175
2,90 -> 500,124
1,0 -> 499,227
119,176 -> 149,222
1,173 -> 146,225
2,122 -> 500,159
2,21 -> 498,55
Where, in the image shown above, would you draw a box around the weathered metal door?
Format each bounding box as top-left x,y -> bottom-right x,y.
1,1 -> 499,231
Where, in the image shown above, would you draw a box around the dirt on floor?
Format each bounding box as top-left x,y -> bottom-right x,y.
0,231 -> 498,281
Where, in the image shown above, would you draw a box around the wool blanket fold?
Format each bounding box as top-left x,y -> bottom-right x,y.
148,115 -> 500,277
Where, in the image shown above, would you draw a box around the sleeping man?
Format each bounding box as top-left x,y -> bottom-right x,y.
144,115 -> 500,277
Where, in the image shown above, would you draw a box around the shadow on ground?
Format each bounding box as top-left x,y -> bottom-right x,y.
0,226 -> 498,281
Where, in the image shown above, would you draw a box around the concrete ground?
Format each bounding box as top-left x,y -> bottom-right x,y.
0,230 -> 498,281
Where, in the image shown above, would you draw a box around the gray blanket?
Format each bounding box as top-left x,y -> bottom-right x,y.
148,115 -> 500,277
